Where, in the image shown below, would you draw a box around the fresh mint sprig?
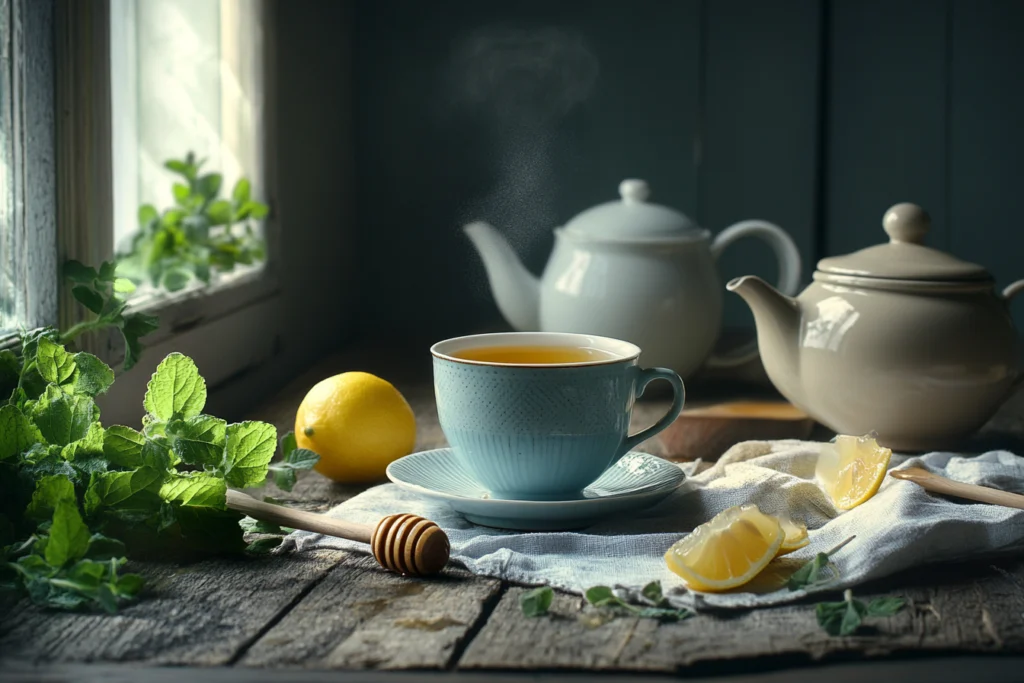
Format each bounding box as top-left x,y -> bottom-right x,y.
1,344 -> 317,613
585,581 -> 692,622
787,535 -> 856,591
61,259 -> 160,371
115,152 -> 269,294
816,589 -> 907,636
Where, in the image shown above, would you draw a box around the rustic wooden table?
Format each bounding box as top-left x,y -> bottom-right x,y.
3,343 -> 1024,681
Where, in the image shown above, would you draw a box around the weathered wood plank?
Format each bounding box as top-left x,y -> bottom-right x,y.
237,555 -> 502,670
0,550 -> 340,665
459,559 -> 1024,671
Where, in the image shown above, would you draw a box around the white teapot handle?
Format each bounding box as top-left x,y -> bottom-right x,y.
706,220 -> 802,369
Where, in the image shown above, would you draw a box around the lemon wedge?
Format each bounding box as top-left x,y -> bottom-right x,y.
664,504 -> 784,592
816,433 -> 892,510
776,516 -> 809,556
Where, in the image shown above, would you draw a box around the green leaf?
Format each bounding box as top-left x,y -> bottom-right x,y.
98,261 -> 117,282
285,447 -> 319,470
161,268 -> 192,292
159,473 -> 226,508
817,594 -> 868,636
115,573 -> 144,598
520,586 -> 553,617
206,200 -> 233,225
112,278 -> 136,294
45,501 -> 91,567
70,353 -> 115,397
272,468 -> 297,492
0,348 -> 21,389
197,173 -> 223,200
280,431 -> 297,458
138,204 -> 159,227
641,580 -> 664,605
37,338 -> 76,385
120,312 -> 161,371
0,404 -> 44,461
787,552 -> 832,591
232,178 -> 251,204
246,201 -> 269,220
239,517 -> 284,534
63,260 -> 99,284
172,183 -> 191,204
61,421 -> 106,461
26,475 -> 76,520
102,425 -> 146,468
223,421 -> 277,488
29,386 -> 99,447
866,596 -> 907,617
84,534 -> 127,561
245,537 -> 282,555
142,436 -> 174,469
169,415 -> 226,467
164,159 -> 191,177
584,585 -> 616,607
71,286 -> 104,314
143,353 -> 207,420
84,467 -> 163,516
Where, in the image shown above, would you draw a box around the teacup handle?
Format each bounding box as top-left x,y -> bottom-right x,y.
619,367 -> 686,455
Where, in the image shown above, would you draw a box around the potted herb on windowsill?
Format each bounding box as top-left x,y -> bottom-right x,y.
114,152 -> 269,296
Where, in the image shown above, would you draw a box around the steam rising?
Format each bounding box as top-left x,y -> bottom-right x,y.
445,25 -> 599,254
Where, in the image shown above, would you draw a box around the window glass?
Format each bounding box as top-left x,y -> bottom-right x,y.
110,0 -> 267,298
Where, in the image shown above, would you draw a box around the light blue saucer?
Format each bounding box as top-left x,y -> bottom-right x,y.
385,448 -> 685,531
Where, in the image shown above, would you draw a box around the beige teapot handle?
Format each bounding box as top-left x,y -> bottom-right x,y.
1003,280 -> 1024,300
705,220 -> 802,369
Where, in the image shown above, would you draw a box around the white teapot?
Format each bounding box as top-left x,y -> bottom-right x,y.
464,178 -> 802,378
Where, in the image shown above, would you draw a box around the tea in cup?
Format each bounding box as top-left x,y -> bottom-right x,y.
430,332 -> 685,500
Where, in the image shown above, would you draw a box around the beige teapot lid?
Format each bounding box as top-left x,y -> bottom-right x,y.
816,203 -> 990,281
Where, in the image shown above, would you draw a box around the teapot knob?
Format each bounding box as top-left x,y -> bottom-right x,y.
619,179 -> 650,204
883,202 -> 930,244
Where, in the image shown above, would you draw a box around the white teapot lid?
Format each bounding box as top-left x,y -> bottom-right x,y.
561,179 -> 705,241
816,203 -> 990,281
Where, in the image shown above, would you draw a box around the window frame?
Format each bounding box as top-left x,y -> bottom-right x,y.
0,0 -> 59,344
52,0 -> 283,375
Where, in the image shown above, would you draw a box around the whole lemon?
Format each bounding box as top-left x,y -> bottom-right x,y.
295,372 -> 416,483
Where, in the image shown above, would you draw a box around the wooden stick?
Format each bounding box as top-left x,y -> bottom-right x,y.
889,467 -> 1024,511
225,490 -> 450,576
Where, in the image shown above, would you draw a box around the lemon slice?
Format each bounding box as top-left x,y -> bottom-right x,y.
664,504 -> 784,592
816,433 -> 892,510
776,516 -> 809,556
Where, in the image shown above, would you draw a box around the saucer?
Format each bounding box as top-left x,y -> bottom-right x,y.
386,448 -> 685,531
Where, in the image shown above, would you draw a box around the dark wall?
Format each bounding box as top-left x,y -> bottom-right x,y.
350,0 -> 1024,341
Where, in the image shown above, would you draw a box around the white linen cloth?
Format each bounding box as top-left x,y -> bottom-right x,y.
279,440 -> 1024,609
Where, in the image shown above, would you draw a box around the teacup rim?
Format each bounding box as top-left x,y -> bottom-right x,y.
430,331 -> 641,368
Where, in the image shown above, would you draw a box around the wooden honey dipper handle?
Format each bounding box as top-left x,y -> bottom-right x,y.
889,467 -> 1024,511
225,490 -> 450,576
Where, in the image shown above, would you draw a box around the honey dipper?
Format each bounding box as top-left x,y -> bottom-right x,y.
889,467 -> 1024,511
225,490 -> 450,576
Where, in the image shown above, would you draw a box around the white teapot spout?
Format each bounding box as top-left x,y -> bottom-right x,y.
463,221 -> 540,331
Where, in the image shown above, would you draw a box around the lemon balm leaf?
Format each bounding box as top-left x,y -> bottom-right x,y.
102,425 -> 146,468
84,468 -> 163,516
37,337 -> 77,385
0,404 -> 43,461
223,421 -> 277,488
70,352 -> 115,396
169,415 -> 226,467
520,586 -> 554,617
30,386 -> 99,447
26,475 -> 77,521
46,501 -> 91,567
144,353 -> 206,420
159,473 -> 226,509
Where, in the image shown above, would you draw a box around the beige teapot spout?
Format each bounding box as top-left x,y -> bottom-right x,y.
726,275 -> 805,409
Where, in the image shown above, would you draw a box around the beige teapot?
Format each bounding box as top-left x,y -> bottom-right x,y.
728,202 -> 1024,451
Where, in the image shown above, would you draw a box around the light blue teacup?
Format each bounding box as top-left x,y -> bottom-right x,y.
430,332 -> 685,500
